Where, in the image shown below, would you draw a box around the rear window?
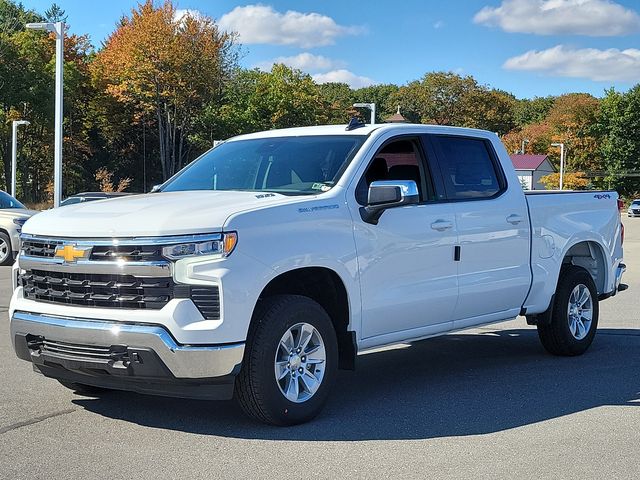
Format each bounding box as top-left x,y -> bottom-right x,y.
431,136 -> 504,200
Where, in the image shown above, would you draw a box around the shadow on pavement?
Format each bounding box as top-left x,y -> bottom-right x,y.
72,328 -> 640,440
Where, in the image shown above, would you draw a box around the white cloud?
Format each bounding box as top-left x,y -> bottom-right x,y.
474,0 -> 640,36
218,5 -> 363,48
503,45 -> 640,81
255,53 -> 346,72
312,69 -> 376,88
174,9 -> 203,22
433,20 -> 445,29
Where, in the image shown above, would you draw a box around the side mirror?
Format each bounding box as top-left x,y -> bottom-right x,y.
360,180 -> 419,225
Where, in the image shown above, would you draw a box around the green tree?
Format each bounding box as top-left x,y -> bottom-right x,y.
514,96 -> 556,127
599,86 -> 640,195
317,82 -> 353,124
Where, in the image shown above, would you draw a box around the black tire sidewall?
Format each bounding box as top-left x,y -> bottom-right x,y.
0,232 -> 13,266
246,295 -> 338,425
552,266 -> 599,354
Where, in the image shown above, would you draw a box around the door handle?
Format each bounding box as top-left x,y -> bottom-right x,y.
506,214 -> 524,225
431,220 -> 453,231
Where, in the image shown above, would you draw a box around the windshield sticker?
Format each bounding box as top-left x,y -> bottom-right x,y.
298,204 -> 339,213
311,183 -> 332,192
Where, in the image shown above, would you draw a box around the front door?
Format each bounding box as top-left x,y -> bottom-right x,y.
350,136 -> 459,342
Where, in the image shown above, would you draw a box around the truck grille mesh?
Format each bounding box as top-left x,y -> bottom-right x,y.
20,270 -> 174,309
19,270 -> 221,318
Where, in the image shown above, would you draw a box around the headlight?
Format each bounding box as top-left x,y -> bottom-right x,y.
13,217 -> 28,227
162,232 -> 237,260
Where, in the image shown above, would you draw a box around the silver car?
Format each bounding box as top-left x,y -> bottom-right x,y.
0,191 -> 38,265
628,199 -> 640,218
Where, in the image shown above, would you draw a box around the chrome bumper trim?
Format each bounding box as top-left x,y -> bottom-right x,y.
19,255 -> 172,276
11,311 -> 244,379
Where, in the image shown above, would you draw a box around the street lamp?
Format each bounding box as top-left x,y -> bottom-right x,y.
26,21 -> 64,207
551,142 -> 565,190
353,103 -> 376,125
11,120 -> 30,198
521,138 -> 529,155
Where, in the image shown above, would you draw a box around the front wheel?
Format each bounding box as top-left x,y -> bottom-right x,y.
0,232 -> 14,266
537,266 -> 599,356
235,295 -> 338,426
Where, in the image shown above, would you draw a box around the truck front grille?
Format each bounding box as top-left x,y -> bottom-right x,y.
21,238 -> 61,258
21,238 -> 164,262
20,270 -> 174,309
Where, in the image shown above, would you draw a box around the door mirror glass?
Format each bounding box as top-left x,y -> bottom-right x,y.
361,180 -> 419,224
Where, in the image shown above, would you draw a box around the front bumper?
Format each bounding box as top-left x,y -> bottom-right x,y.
11,311 -> 245,400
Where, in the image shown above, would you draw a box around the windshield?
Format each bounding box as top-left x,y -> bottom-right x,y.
0,191 -> 26,209
632,201 -> 640,206
161,135 -> 366,195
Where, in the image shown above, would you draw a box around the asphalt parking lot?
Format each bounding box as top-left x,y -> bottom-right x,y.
1,221 -> 639,479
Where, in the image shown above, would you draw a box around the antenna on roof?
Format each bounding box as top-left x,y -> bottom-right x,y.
345,117 -> 366,131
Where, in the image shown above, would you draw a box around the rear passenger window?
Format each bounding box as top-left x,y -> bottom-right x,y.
431,136 -> 504,200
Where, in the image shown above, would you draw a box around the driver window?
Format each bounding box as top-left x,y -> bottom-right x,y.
356,138 -> 432,204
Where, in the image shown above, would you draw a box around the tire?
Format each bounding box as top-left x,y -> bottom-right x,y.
0,232 -> 13,266
235,295 -> 338,426
537,265 -> 599,356
57,380 -> 109,396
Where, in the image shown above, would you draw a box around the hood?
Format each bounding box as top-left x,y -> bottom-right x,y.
0,208 -> 38,220
22,190 -> 295,238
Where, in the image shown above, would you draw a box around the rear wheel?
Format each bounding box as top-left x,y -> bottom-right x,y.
235,295 -> 338,426
537,266 -> 599,356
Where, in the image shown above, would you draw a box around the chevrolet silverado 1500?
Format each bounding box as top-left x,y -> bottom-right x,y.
10,123 -> 626,425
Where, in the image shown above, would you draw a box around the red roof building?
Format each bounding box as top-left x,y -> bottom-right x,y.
510,154 -> 555,190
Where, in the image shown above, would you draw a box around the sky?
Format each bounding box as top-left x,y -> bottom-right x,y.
20,0 -> 640,99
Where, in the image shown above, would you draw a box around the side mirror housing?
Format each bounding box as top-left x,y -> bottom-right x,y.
360,180 -> 419,224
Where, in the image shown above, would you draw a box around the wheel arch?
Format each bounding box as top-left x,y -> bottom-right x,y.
252,266 -> 357,370
562,240 -> 608,295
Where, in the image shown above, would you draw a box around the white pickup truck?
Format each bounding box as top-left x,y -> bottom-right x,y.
10,123 -> 626,425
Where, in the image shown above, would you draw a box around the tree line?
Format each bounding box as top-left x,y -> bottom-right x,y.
1,0 -> 640,207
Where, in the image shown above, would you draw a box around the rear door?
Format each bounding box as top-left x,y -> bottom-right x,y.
428,134 -> 531,327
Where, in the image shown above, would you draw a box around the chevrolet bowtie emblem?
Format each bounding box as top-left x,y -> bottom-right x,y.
54,244 -> 91,263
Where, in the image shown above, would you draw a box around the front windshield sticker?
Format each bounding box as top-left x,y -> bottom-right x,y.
311,183 -> 331,192
298,204 -> 339,213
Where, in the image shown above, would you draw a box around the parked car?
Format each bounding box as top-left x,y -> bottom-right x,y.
0,190 -> 38,266
60,191 -> 131,207
627,199 -> 640,217
9,123 -> 626,425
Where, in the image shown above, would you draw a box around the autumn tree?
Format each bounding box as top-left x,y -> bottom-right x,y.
545,93 -> 601,173
539,172 -> 590,190
94,1 -> 237,180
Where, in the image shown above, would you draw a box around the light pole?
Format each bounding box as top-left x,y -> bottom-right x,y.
521,138 -> 529,155
353,103 -> 376,125
551,142 -> 565,190
11,120 -> 30,198
26,21 -> 64,207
